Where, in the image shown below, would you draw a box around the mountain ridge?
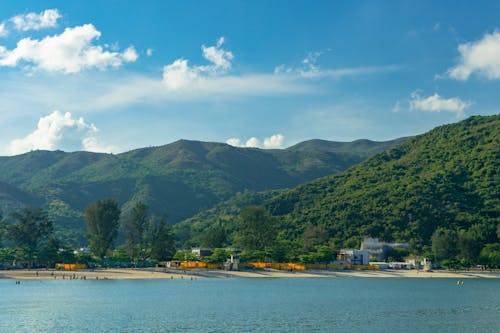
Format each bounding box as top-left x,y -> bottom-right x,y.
0,137 -> 409,243
175,114 -> 499,251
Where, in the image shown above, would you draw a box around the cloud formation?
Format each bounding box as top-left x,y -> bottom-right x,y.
0,23 -> 7,37
162,36 -> 234,91
409,92 -> 470,117
448,31 -> 500,80
275,51 -> 398,79
0,24 -> 138,73
7,111 -> 115,155
226,134 -> 285,149
11,9 -> 61,32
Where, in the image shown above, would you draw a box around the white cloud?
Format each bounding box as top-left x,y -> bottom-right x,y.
0,24 -> 138,73
146,48 -> 154,57
161,41 -> 397,96
162,36 -> 234,91
448,31 -> 500,80
0,23 -> 7,37
7,111 -> 115,155
121,46 -> 138,62
11,9 -> 61,31
275,50 -> 399,79
201,37 -> 233,71
226,134 -> 285,149
263,134 -> 285,148
409,92 -> 470,117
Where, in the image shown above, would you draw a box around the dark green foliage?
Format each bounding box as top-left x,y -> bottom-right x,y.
178,115 -> 499,263
173,190 -> 281,248
122,202 -> 176,263
203,248 -> 230,263
264,115 -> 499,252
235,206 -> 278,251
385,248 -> 410,262
201,224 -> 228,248
299,245 -> 336,264
84,199 -> 121,259
1,207 -> 54,263
302,223 -> 329,252
432,228 -> 458,261
147,216 -> 176,261
123,201 -> 149,260
0,139 -> 405,243
479,244 -> 500,268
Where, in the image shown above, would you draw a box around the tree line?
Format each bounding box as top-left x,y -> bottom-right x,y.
0,199 -> 175,267
1,201 -> 499,269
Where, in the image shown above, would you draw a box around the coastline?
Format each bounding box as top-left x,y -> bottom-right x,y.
1,268 -> 499,280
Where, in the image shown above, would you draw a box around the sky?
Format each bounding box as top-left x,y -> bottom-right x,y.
0,1 -> 499,155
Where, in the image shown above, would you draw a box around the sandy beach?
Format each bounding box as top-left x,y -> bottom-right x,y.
1,268 -> 499,280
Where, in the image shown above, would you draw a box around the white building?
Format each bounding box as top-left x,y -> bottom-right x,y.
337,249 -> 370,265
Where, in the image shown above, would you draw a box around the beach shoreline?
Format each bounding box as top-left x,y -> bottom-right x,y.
1,268 -> 499,280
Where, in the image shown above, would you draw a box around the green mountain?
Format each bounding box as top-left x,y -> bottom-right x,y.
178,115 -> 499,252
0,138 -> 406,241
269,115 -> 499,249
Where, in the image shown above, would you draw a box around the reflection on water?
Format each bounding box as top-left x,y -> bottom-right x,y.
1,278 -> 499,333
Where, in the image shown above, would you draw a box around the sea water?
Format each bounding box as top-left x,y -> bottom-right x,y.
1,277 -> 499,332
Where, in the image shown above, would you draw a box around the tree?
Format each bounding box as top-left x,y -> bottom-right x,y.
201,223 -> 227,248
147,216 -> 176,262
479,243 -> 500,268
386,248 -> 409,262
235,206 -> 278,251
204,248 -> 230,263
457,229 -> 482,262
84,199 -> 121,259
2,208 -> 53,266
123,201 -> 149,262
431,228 -> 458,261
302,223 -> 328,252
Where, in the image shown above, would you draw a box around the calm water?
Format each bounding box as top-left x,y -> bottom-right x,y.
1,277 -> 499,333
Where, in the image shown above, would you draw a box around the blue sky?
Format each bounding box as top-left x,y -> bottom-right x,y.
0,1 -> 499,155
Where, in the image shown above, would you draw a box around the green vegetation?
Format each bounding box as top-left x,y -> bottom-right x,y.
0,116 -> 498,268
177,115 -> 500,267
84,199 -> 121,259
0,139 -> 404,244
0,208 -> 54,267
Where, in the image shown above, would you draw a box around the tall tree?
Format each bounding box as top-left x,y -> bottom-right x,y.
123,201 -> 149,261
84,199 -> 121,259
2,207 -> 53,265
147,216 -> 176,261
235,206 -> 278,251
431,228 -> 458,261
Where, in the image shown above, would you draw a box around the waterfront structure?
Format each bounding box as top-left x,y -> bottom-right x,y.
337,249 -> 370,265
191,248 -> 213,257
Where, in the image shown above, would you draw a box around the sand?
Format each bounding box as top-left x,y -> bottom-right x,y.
1,268 -> 499,280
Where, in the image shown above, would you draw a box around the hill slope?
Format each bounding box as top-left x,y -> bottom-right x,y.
266,115 -> 499,249
177,115 -> 499,251
0,138 -> 407,240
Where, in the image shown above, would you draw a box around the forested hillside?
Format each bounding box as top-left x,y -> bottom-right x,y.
0,138 -> 405,242
178,115 -> 499,262
269,115 -> 499,255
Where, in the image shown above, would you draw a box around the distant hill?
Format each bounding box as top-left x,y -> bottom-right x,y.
0,138 -> 407,242
177,115 -> 499,251
288,137 -> 409,156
